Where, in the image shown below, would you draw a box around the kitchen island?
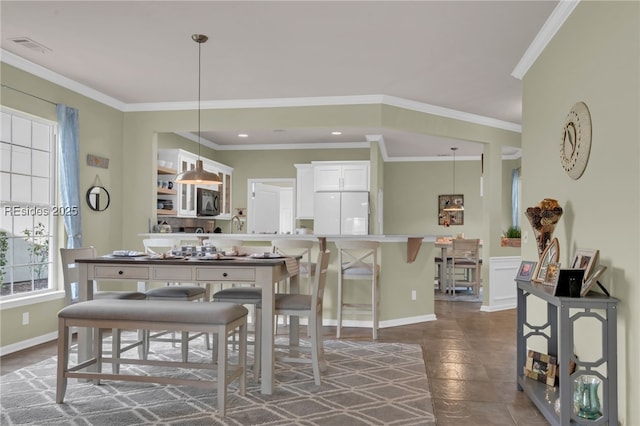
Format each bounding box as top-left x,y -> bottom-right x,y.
137,233 -> 442,329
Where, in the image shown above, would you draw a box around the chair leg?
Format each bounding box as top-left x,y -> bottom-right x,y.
254,308 -> 262,381
238,320 -> 247,396
56,318 -> 69,404
181,331 -> 189,363
112,328 -> 121,374
310,313 -> 321,386
372,276 -> 379,340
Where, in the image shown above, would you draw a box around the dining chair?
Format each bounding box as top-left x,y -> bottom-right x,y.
271,239 -> 315,294
142,238 -> 209,362
335,240 -> 381,340
60,247 -> 147,372
260,248 -> 331,385
446,238 -> 482,296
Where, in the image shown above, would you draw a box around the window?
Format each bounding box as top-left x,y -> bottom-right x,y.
1,108 -> 57,298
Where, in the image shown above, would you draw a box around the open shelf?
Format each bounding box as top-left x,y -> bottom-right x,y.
157,166 -> 177,175
157,188 -> 177,195
157,209 -> 177,216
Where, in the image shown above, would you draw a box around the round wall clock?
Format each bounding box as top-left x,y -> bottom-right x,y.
560,101 -> 592,180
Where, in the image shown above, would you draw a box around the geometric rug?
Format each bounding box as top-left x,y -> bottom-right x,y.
0,337 -> 435,425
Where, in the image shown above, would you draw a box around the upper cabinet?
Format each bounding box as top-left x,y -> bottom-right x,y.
158,149 -> 233,219
313,161 -> 370,192
295,164 -> 315,219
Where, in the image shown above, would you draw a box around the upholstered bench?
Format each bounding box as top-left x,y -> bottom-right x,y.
56,299 -> 247,417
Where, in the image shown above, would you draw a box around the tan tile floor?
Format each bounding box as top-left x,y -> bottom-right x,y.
1,300 -> 549,425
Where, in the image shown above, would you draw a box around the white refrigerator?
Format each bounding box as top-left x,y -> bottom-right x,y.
313,192 -> 369,235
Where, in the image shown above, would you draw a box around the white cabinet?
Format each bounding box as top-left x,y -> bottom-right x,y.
313,161 -> 370,191
158,149 -> 233,219
295,164 -> 315,219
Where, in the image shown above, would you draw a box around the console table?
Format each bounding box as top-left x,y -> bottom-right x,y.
516,279 -> 618,425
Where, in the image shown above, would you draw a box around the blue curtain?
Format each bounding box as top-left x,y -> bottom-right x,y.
57,104 -> 83,248
511,168 -> 520,228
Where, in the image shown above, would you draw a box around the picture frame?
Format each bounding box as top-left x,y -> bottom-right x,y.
581,265 -> 608,296
516,261 -> 537,282
553,268 -> 585,297
532,238 -> 560,283
438,194 -> 464,226
524,350 -> 558,387
570,248 -> 599,282
542,262 -> 561,286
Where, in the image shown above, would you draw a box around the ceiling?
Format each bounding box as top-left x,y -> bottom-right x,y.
1,1 -> 561,160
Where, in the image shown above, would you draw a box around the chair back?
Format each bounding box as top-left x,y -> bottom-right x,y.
272,239 -> 315,283
60,246 -> 97,305
451,238 -> 480,264
312,249 -> 331,309
202,238 -> 244,253
335,240 -> 380,277
143,238 -> 177,254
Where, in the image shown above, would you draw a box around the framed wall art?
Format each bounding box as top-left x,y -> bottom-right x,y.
438,194 -> 464,226
570,248 -> 599,282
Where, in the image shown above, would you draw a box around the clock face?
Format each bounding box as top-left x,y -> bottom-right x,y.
560,102 -> 592,180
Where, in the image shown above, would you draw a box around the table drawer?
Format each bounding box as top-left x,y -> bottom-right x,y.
196,268 -> 255,282
93,266 -> 149,280
152,267 -> 193,281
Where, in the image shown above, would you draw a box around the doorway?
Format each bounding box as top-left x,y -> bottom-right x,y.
247,179 -> 295,234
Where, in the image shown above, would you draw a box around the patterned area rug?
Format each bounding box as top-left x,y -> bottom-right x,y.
1,337 -> 435,425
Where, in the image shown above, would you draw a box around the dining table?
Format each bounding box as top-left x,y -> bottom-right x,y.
434,238 -> 483,292
75,253 -> 300,395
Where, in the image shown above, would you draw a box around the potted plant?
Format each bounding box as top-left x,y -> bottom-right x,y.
501,226 -> 522,247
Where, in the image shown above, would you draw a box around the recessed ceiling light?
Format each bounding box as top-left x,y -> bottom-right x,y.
331,131 -> 342,135
237,133 -> 249,138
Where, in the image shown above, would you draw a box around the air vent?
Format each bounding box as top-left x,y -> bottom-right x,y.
9,37 -> 51,53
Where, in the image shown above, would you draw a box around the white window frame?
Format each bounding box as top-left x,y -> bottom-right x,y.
0,107 -> 60,308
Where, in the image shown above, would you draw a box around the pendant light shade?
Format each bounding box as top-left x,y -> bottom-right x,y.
443,147 -> 464,212
175,34 -> 222,186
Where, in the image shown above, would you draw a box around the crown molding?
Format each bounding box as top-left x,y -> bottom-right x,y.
1,49 -> 126,111
512,0 -> 580,80
1,49 -> 522,134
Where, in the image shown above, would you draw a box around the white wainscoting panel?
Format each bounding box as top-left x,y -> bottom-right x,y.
481,256 -> 521,312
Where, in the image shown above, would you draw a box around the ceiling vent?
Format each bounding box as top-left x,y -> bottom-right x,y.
9,37 -> 51,53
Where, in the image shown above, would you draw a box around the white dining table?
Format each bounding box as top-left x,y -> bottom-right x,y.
75,254 -> 300,395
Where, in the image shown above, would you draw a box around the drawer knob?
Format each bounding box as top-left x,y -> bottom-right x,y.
118,270 -> 124,275
223,272 -> 228,277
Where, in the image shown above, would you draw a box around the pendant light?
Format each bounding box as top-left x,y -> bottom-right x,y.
443,147 -> 464,211
174,34 -> 222,185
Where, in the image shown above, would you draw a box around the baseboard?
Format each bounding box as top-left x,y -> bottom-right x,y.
480,303 -> 516,312
0,331 -> 58,357
321,314 -> 437,329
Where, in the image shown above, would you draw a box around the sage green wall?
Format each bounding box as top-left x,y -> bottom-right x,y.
1,64 -> 125,348
522,2 -> 639,423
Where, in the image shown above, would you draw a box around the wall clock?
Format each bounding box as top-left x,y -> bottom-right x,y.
560,101 -> 592,180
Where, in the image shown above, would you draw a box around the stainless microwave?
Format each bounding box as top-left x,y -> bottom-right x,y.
196,188 -> 220,216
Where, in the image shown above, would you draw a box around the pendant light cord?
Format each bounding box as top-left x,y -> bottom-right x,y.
197,38 -> 202,159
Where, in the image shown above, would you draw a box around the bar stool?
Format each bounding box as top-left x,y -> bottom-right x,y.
335,240 -> 380,340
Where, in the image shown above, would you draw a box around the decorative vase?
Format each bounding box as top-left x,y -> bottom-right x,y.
525,198 -> 563,257
574,375 -> 602,420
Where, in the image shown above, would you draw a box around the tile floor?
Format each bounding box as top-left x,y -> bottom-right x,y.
1,300 -> 549,425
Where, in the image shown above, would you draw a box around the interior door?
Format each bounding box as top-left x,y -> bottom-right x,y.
250,183 -> 280,233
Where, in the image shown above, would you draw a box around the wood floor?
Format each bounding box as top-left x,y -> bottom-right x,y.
1,300 -> 548,425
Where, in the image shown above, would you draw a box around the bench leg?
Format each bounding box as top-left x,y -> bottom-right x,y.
217,326 -> 228,417
239,319 -> 247,396
56,318 -> 69,404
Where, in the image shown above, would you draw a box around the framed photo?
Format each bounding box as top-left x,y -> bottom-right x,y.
581,265 -> 607,296
438,194 -> 464,226
553,268 -> 585,297
516,261 -> 537,281
524,350 -> 558,387
570,248 -> 599,282
542,262 -> 561,286
532,238 -> 560,283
